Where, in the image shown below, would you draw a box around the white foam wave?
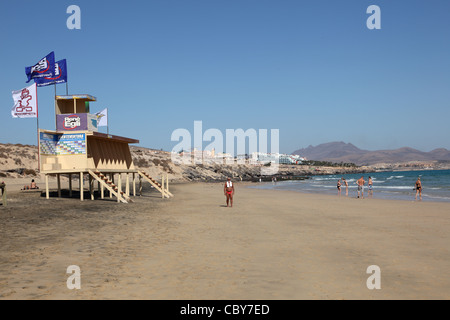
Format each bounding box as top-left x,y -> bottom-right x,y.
378,186 -> 414,190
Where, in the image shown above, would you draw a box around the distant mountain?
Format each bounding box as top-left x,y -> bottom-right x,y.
292,142 -> 450,165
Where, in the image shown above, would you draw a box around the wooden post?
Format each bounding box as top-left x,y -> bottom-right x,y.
133,173 -> 136,197
117,173 -> 122,203
161,175 -> 164,199
139,175 -> 142,196
126,173 -> 130,197
89,174 -> 94,200
110,173 -> 114,198
45,174 -> 49,199
80,172 -> 84,201
101,181 -> 104,199
57,174 -> 61,198
69,174 -> 72,197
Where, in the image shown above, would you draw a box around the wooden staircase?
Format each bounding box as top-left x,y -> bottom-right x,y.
138,171 -> 173,198
88,170 -> 133,203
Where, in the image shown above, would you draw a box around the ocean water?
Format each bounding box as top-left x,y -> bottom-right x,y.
250,169 -> 450,202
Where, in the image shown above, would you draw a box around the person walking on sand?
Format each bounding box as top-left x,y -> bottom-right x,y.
337,179 -> 342,196
357,176 -> 365,199
224,177 -> 235,207
415,177 -> 422,201
342,177 -> 349,196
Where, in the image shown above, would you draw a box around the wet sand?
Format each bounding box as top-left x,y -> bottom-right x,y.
0,181 -> 449,299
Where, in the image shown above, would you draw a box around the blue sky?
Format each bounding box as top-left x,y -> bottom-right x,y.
1,0 -> 450,153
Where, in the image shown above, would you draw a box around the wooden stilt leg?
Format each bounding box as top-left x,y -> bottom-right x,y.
69,174 -> 72,197
57,174 -> 61,198
133,173 -> 136,197
80,172 -> 84,201
89,175 -> 94,200
126,174 -> 130,197
45,174 -> 49,199
110,173 -> 114,198
118,173 -> 121,203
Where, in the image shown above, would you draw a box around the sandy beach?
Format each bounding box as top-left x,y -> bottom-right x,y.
0,180 -> 449,300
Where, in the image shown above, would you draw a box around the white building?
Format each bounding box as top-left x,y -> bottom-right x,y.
251,152 -> 305,165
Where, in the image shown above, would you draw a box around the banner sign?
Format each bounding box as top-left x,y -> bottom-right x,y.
35,59 -> 67,87
40,132 -> 86,155
25,52 -> 55,82
56,113 -> 98,131
11,83 -> 38,118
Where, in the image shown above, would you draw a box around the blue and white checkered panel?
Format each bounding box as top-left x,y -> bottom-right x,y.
56,140 -> 86,155
40,140 -> 57,155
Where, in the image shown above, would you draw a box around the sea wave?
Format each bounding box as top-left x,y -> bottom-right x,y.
386,175 -> 405,180
375,186 -> 414,190
421,193 -> 450,201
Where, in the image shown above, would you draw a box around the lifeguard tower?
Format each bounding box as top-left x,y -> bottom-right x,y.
39,94 -> 172,203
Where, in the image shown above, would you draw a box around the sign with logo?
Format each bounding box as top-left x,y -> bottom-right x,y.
57,113 -> 98,132
25,52 -> 55,82
11,83 -> 38,118
64,115 -> 82,129
35,59 -> 68,87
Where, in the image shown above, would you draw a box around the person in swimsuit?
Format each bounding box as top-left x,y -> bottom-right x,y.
342,178 -> 349,196
224,177 -> 235,207
357,176 -> 365,199
415,177 -> 422,201
22,179 -> 39,191
337,179 -> 341,196
368,176 -> 373,198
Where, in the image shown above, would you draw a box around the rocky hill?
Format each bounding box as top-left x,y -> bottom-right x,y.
1,143 -> 370,182
293,142 -> 450,165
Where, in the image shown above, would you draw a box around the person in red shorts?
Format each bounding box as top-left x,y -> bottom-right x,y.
224,177 -> 235,207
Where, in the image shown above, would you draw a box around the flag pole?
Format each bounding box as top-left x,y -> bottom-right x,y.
36,84 -> 40,173
54,84 -> 57,130
66,82 -> 68,95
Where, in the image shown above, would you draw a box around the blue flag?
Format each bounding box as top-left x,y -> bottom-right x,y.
35,59 -> 68,87
25,52 -> 55,83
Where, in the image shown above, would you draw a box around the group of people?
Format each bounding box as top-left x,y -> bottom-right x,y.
337,175 -> 423,200
224,174 -> 423,206
337,176 -> 373,199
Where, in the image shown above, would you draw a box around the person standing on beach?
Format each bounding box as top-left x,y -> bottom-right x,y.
342,178 -> 349,196
368,176 -> 373,198
415,177 -> 422,201
337,179 -> 342,196
357,176 -> 365,199
224,177 -> 235,207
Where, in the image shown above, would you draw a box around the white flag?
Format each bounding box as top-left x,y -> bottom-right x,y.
95,108 -> 108,127
11,83 -> 38,118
